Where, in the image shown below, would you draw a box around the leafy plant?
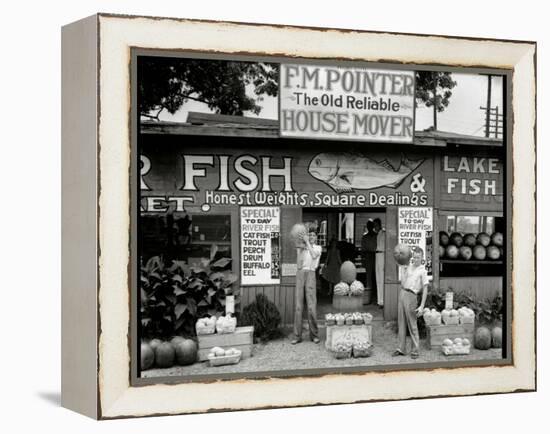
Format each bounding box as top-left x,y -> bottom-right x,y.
240,293 -> 282,342
140,256 -> 238,340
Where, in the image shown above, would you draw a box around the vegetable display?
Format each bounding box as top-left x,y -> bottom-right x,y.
325,312 -> 373,326
442,337 -> 471,355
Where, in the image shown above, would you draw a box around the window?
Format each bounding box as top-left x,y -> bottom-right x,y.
140,213 -> 232,266
446,215 -> 495,234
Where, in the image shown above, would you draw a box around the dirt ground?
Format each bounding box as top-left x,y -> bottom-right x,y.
143,321 -> 502,378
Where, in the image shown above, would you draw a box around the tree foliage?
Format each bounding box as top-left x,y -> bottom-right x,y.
139,57 -> 278,119
415,71 -> 457,112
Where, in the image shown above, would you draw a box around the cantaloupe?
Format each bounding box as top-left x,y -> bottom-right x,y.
474,327 -> 492,350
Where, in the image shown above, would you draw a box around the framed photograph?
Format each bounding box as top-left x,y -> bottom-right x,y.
61,14 -> 536,419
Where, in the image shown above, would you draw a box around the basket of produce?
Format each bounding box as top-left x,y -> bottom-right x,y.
208,347 -> 242,366
352,341 -> 373,358
441,309 -> 459,325
335,313 -> 345,326
352,312 -> 364,325
325,313 -> 336,326
334,343 -> 353,359
345,314 -> 354,326
422,308 -> 442,326
215,314 -> 237,334
361,312 -> 373,325
195,316 -> 217,335
441,338 -> 471,355
458,307 -> 475,324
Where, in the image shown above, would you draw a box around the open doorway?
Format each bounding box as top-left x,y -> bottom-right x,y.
302,208 -> 386,320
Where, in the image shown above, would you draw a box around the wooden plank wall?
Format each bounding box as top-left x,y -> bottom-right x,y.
439,276 -> 502,300
240,284 -> 296,325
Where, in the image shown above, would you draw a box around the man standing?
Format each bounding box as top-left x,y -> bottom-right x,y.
360,220 -> 377,300
292,231 -> 322,345
373,218 -> 385,308
393,247 -> 429,359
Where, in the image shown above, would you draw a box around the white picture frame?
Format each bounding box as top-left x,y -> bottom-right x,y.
61,13 -> 536,419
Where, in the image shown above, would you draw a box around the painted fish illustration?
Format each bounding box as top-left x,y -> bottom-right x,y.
308,152 -> 424,193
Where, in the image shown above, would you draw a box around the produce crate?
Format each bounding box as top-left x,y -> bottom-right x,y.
325,324 -> 372,351
332,294 -> 363,312
208,350 -> 242,367
197,326 -> 254,361
426,323 -> 474,349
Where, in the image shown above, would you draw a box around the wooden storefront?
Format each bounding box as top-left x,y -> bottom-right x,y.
140,114 -> 504,322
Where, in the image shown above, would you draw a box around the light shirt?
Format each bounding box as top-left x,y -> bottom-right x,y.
376,229 -> 386,252
400,264 -> 429,294
297,245 -> 322,271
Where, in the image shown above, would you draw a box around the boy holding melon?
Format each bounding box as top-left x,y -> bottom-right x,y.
393,246 -> 429,359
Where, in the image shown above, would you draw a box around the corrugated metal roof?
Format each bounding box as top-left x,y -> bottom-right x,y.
141,112 -> 503,147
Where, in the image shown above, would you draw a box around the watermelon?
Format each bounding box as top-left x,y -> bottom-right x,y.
393,244 -> 412,265
463,233 -> 477,247
474,327 -> 492,350
439,231 -> 450,247
290,223 -> 307,247
340,261 -> 357,283
476,232 -> 491,247
446,245 -> 459,259
486,245 -> 501,260
450,232 -> 464,247
155,342 -> 176,368
174,339 -> 198,365
439,245 -> 445,258
472,245 -> 486,260
140,342 -> 155,371
491,232 -> 504,247
492,327 -> 503,348
459,246 -> 472,260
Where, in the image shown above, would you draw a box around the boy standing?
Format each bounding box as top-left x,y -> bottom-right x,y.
292,232 -> 322,345
393,246 -> 429,359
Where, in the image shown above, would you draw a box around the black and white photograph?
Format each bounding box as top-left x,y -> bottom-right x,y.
135,54 -> 508,380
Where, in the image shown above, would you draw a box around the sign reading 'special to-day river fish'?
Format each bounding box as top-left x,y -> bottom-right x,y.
398,207 -> 433,276
279,64 -> 415,143
240,206 -> 281,285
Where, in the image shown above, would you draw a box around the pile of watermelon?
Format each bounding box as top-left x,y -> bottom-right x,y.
439,231 -> 503,261
140,337 -> 198,371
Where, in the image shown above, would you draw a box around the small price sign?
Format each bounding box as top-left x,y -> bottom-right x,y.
445,292 -> 454,310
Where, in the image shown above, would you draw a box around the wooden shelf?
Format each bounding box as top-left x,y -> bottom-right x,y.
440,259 -> 503,265
191,241 -> 231,246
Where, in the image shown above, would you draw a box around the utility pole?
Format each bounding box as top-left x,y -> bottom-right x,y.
484,74 -> 492,138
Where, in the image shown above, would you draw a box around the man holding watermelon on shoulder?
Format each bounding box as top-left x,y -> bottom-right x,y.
392,245 -> 429,359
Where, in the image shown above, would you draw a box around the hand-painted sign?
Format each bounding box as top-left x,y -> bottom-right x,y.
280,64 -> 415,143
240,207 -> 281,285
440,154 -> 503,212
140,143 -> 433,213
398,207 -> 433,275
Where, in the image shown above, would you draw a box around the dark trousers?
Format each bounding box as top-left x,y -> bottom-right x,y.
294,269 -> 319,340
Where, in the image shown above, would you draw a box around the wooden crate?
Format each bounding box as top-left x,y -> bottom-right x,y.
426,323 -> 475,349
325,324 -> 373,351
197,326 -> 254,361
332,295 -> 364,312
